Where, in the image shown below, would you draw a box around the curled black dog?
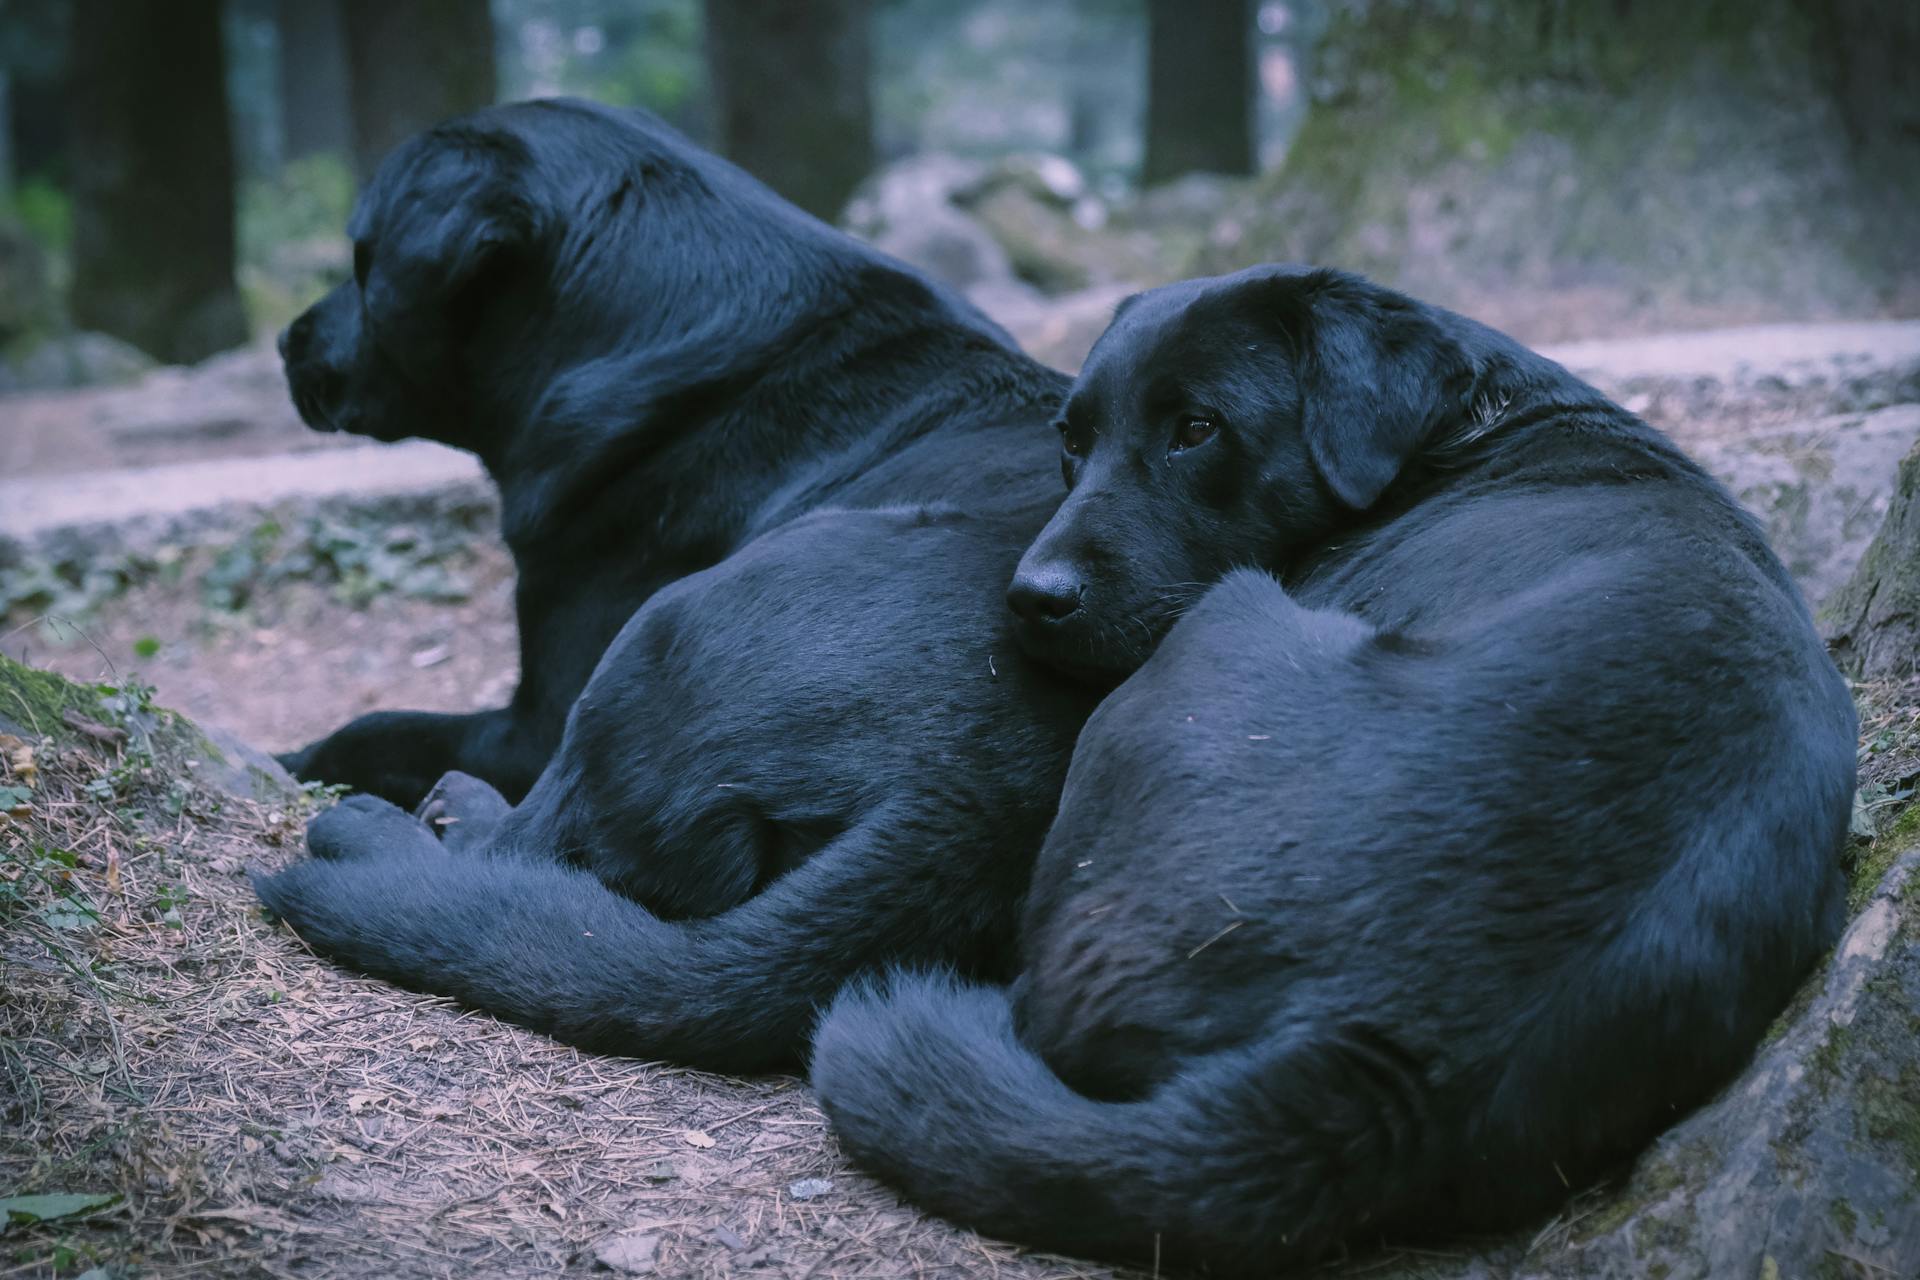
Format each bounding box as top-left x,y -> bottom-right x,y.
812,266 -> 1856,1272
275,98 -> 1076,809
252,101 -> 1100,1070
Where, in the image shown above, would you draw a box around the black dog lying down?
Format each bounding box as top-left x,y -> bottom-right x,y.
273,98 -> 1078,809
252,105 -> 1099,1069
813,267 -> 1857,1272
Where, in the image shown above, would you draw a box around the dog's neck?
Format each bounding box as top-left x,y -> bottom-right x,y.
477,279 -> 1061,570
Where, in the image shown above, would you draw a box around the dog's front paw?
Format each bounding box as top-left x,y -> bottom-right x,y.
305,793 -> 440,862
414,771 -> 513,855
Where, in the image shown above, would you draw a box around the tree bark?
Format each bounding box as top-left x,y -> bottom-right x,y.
1141,0 -> 1255,186
342,0 -> 496,182
278,0 -> 353,163
1823,439 -> 1920,680
704,0 -> 874,222
67,0 -> 248,364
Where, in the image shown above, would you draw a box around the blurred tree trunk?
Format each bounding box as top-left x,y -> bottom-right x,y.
1804,0 -> 1920,151
1141,0 -> 1255,185
68,0 -> 247,364
342,0 -> 496,181
705,0 -> 873,221
1203,1 -> 1920,333
0,71 -> 12,200
279,0 -> 352,163
1823,440 -> 1920,680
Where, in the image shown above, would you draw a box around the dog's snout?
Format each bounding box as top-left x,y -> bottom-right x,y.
1008,567 -> 1084,624
279,311 -> 315,363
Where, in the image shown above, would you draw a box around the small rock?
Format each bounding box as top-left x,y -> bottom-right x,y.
713,1224 -> 747,1251
590,1229 -> 659,1274
787,1177 -> 834,1200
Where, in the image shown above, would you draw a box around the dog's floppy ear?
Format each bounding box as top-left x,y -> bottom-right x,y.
1268,269 -> 1476,509
351,131 -> 543,361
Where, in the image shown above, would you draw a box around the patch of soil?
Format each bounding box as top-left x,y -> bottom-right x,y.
3,541 -> 519,758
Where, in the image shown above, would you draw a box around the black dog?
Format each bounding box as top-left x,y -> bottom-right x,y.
274,98 -> 1072,809
812,267 -> 1856,1272
252,102 -> 1101,1072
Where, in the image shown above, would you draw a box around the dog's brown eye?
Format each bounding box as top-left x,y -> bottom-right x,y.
1056,421 -> 1086,458
1173,415 -> 1218,452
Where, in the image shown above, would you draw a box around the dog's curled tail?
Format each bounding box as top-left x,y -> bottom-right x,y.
810,970 -> 1422,1276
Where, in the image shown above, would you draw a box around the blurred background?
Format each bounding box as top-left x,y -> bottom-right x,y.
2,0 -> 1919,756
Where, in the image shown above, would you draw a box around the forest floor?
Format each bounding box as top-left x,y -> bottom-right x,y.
0,657 -> 1136,1280
4,638 -> 1916,1280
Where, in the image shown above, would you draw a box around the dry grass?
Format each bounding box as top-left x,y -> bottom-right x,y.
0,668 -> 1132,1280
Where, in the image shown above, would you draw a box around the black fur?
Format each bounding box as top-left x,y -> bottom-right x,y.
273,98 -> 1061,808
253,102 -> 1101,1071
812,266 -> 1857,1272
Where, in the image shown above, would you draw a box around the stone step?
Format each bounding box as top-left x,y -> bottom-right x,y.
0,440 -> 492,566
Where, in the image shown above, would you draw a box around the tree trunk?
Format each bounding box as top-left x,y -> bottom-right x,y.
342,0 -> 496,182
279,0 -> 353,163
1805,0 -> 1920,152
67,0 -> 248,364
1141,0 -> 1255,186
704,0 -> 874,222
1202,0 -> 1920,339
1823,439 -> 1920,680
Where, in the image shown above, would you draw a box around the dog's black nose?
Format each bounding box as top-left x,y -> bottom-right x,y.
1008,569 -> 1083,623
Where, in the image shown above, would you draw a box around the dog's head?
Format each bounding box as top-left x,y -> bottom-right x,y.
1007,266 -> 1481,677
278,114 -> 547,448
277,99 -> 837,457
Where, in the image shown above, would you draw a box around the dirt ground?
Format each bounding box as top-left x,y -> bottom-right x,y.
3,541 -> 521,761
5,644 -> 1914,1280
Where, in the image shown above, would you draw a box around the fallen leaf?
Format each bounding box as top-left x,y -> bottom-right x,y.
590,1229 -> 660,1274
0,1192 -> 119,1225
713,1224 -> 747,1250
2,735 -> 35,785
680,1128 -> 716,1149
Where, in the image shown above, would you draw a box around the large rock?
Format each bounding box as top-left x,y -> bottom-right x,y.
1514,832 -> 1920,1279
1542,322 -> 1920,608
843,153 -> 1034,300
1824,439 -> 1920,678
843,151 -> 1181,370
1693,406 -> 1920,607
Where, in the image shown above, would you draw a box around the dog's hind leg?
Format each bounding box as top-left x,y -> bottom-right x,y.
415,771 -> 513,856
304,793 -> 444,862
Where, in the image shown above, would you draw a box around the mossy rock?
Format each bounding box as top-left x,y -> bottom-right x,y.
0,652 -> 294,805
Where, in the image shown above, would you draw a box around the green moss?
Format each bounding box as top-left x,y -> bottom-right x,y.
1857,1065 -> 1920,1187
1831,1197 -> 1858,1240
1850,801 -> 1920,911
1812,1024 -> 1854,1086
0,653 -> 109,738
1570,1148 -> 1702,1244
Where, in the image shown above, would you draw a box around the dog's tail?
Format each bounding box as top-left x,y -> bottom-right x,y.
810,970 -> 1426,1275
251,799 -> 1016,1074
